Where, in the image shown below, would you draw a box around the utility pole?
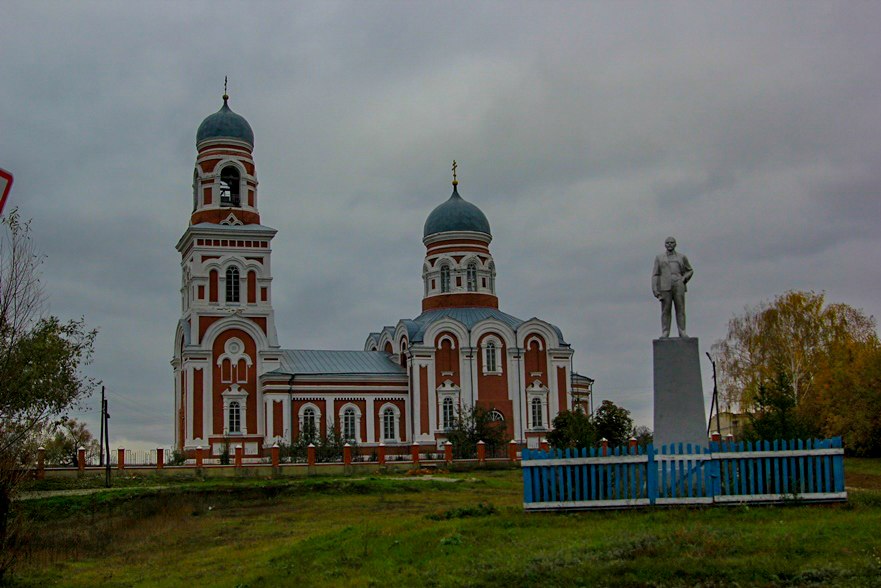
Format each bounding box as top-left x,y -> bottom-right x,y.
706,353 -> 722,438
104,395 -> 111,488
98,386 -> 105,466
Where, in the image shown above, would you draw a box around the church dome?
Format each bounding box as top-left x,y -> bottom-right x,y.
196,96 -> 254,147
423,185 -> 491,239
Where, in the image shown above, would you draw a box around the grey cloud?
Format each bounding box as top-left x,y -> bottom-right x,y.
2,1 -> 880,447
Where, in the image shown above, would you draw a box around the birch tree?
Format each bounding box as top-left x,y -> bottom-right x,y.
712,290 -> 878,415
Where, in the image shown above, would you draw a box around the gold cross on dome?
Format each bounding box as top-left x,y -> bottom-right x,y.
452,160 -> 458,185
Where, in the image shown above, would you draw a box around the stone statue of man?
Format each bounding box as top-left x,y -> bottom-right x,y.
652,237 -> 693,338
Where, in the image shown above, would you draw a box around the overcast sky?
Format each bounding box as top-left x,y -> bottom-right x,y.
2,1 -> 879,450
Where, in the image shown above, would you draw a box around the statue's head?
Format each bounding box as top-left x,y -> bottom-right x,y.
665,237 -> 677,252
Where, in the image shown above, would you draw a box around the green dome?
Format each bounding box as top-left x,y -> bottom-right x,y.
196,96 -> 254,147
423,186 -> 491,238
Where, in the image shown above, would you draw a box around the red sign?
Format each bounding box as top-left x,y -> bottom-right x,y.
0,168 -> 12,215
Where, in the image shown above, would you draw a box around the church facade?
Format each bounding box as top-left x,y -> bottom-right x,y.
172,94 -> 592,458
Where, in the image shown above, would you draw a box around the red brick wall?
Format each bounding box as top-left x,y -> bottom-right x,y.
524,336 -> 548,388
476,333 -> 508,404
191,209 -> 260,225
273,400 -> 284,437
247,271 -> 256,303
198,316 -> 221,344
557,366 -> 568,412
422,292 -> 498,311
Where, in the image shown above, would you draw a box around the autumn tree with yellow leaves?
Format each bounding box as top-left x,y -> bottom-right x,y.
712,290 -> 880,454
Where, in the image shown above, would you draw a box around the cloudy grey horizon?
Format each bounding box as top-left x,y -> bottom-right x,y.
2,2 -> 880,450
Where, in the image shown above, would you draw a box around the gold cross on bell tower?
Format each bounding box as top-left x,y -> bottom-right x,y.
451,160 -> 458,186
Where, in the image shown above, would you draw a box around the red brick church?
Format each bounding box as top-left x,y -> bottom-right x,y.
173,93 -> 592,458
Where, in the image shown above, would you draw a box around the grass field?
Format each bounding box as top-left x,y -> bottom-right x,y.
7,459 -> 881,587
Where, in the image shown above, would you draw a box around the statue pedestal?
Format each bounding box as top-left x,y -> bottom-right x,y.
653,337 -> 707,450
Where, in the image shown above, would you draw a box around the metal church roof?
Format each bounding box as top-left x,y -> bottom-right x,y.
197,96 -> 254,147
423,186 -> 491,239
267,349 -> 406,377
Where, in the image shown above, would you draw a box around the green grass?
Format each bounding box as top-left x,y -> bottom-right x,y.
8,464 -> 881,587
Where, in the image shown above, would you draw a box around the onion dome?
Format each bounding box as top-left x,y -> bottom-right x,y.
423,184 -> 491,239
196,94 -> 254,147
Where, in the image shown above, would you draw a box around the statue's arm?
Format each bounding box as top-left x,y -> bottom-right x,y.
681,254 -> 694,284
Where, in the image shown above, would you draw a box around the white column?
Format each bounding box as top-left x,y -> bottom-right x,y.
427,362 -> 437,435
547,360 -> 559,421
326,397 -> 335,432
283,395 -> 292,443
404,395 -> 411,443
264,397 -> 274,443
511,348 -> 525,441
462,348 -> 475,408
366,397 -> 375,442
411,364 -> 421,437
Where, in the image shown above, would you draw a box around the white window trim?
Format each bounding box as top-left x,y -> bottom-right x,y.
224,265 -> 242,305
216,337 -> 253,384
482,337 -> 503,376
222,384 -> 248,435
379,403 -> 401,443
526,380 -> 549,432
439,264 -> 452,293
339,403 -> 362,443
436,380 -> 460,432
465,260 -> 478,292
298,403 -> 322,438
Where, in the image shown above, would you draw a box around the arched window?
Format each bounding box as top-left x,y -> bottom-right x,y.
220,166 -> 241,207
343,407 -> 357,441
489,409 -> 505,422
485,341 -> 498,373
442,397 -> 455,430
382,407 -> 397,441
531,397 -> 543,428
228,401 -> 241,433
440,265 -> 451,293
226,266 -> 240,303
302,407 -> 317,440
466,262 -> 477,292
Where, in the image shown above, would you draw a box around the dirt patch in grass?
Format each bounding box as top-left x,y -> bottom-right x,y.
846,472 -> 881,490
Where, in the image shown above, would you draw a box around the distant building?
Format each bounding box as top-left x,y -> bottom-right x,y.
172,93 -> 591,457
715,411 -> 746,439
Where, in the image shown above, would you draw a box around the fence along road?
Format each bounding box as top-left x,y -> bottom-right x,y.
522,437 -> 846,511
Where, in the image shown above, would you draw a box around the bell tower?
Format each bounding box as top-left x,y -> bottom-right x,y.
173,88 -> 281,457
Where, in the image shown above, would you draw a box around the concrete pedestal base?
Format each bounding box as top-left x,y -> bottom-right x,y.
653,337 -> 707,450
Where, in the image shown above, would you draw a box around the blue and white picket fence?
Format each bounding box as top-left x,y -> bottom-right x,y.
522,437 -> 846,511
